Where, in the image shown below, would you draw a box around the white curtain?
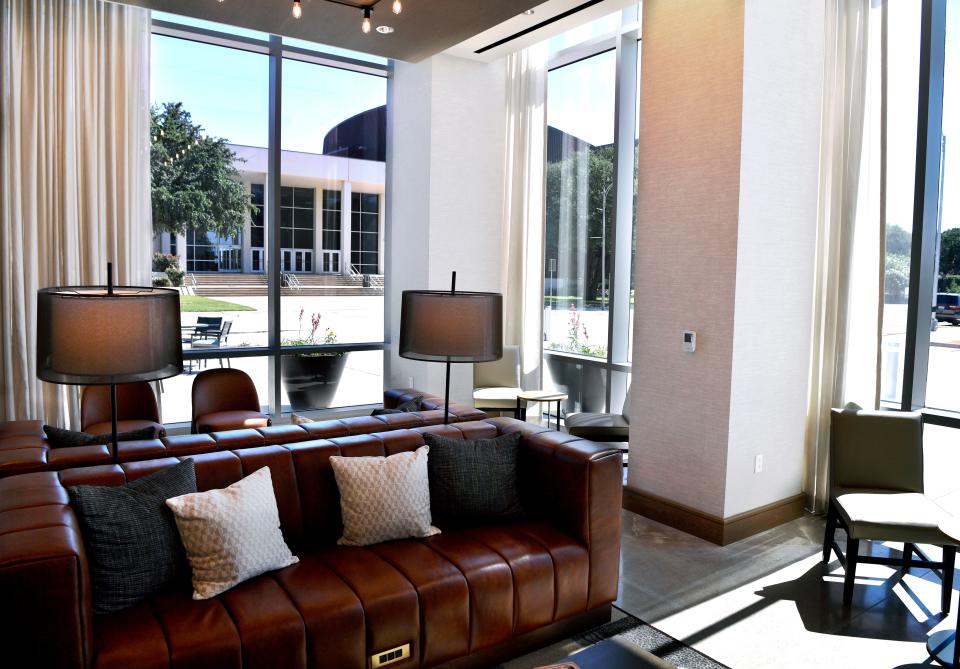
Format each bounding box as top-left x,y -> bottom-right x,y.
805,0 -> 882,512
501,43 -> 548,392
0,0 -> 152,424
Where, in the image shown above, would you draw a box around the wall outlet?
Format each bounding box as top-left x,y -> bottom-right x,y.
754,454 -> 763,474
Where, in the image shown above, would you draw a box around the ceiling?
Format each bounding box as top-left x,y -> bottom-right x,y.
114,0 -> 543,62
445,0 -> 636,63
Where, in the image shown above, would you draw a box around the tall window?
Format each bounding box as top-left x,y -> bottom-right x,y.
280,186 -> 315,273
541,6 -> 640,417
150,14 -> 388,423
351,192 -> 380,275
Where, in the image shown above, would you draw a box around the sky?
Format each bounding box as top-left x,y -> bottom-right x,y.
150,29 -> 387,154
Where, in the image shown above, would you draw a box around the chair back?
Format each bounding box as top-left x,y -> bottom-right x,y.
474,345 -> 520,389
829,405 -> 924,494
197,316 -> 222,329
192,368 -> 262,423
81,382 -> 160,430
220,320 -> 233,344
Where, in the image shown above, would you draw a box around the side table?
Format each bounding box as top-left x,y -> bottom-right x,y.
928,517 -> 960,666
515,390 -> 568,431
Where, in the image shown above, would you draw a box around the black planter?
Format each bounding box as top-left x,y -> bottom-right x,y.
281,353 -> 348,410
544,354 -> 607,415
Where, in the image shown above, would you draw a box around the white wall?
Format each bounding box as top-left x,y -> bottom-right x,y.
386,54 -> 506,403
724,0 -> 824,517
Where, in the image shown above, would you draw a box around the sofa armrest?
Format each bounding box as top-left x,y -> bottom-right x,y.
513,424 -> 623,610
0,479 -> 91,668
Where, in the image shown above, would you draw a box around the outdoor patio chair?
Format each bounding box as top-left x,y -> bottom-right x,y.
181,316 -> 223,345
191,320 -> 232,369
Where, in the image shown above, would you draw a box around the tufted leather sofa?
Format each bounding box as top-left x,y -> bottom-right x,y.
0,417 -> 622,669
0,389 -> 485,478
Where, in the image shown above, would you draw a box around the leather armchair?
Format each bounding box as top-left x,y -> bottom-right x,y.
191,368 -> 271,434
0,419 -> 623,669
822,404 -> 957,609
81,382 -> 165,438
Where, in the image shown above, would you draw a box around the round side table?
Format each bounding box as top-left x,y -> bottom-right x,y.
515,390 -> 568,431
928,517 -> 960,666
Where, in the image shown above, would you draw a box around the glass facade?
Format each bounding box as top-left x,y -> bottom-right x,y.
351,192 -> 380,275
150,13 -> 388,419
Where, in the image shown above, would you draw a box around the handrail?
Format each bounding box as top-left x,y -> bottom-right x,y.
281,273 -> 302,291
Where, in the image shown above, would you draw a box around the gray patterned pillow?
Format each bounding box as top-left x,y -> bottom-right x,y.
423,432 -> 524,527
67,458 -> 197,614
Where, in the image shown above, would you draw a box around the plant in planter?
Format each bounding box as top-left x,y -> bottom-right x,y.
281,310 -> 347,410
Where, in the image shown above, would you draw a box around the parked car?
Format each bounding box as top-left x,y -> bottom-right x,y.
936,293 -> 960,325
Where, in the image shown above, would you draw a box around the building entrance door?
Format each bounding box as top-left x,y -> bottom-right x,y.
322,250 -> 340,274
282,249 -> 312,273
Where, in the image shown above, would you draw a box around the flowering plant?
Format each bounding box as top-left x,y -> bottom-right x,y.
283,309 -> 338,350
547,303 -> 608,358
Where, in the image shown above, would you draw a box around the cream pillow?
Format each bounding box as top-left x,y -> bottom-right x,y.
166,466 -> 298,599
331,445 -> 440,546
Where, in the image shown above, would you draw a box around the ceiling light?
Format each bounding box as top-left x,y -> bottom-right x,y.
376,25 -> 394,33
292,0 -> 302,18
523,9 -> 535,15
361,7 -> 372,33
392,0 -> 402,14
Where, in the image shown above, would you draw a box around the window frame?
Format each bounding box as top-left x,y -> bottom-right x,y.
151,16 -> 390,421
543,5 -> 640,414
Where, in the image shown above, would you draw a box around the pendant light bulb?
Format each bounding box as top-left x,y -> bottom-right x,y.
361,8 -> 372,33
392,0 -> 402,14
292,0 -> 302,19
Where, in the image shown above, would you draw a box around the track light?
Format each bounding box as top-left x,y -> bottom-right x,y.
392,0 -> 402,14
292,0 -> 302,18
361,7 -> 371,33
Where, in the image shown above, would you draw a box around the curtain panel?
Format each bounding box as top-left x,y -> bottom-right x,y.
0,0 -> 152,423
804,0 -> 883,513
501,43 -> 549,394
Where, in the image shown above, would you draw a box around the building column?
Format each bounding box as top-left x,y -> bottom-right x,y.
242,183 -> 253,273
313,186 -> 323,274
175,233 -> 187,272
340,180 -> 352,275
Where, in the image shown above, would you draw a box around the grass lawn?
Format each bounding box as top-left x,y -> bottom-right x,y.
179,295 -> 255,313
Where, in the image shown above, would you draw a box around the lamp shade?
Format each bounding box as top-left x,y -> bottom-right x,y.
37,285 -> 183,385
399,290 -> 503,363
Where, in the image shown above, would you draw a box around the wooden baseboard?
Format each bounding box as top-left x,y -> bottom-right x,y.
622,487 -> 806,546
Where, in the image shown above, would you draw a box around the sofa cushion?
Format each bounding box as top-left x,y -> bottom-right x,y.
330,445 -> 439,546
423,432 -> 523,527
66,458 -> 197,614
166,466 -> 298,599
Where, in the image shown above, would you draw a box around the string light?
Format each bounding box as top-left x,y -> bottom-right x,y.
361,7 -> 371,33
392,0 -> 401,14
292,0 -> 302,19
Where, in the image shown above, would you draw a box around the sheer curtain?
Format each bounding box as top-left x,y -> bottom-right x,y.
805,0 -> 882,512
501,43 -> 549,393
0,0 -> 152,424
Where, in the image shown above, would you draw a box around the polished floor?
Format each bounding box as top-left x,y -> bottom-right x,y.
615,510 -> 956,669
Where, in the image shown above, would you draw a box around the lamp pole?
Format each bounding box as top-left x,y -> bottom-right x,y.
444,271 -> 456,425
107,262 -> 120,463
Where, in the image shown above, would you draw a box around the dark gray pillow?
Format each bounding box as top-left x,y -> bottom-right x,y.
372,395 -> 424,416
423,432 -> 523,527
43,425 -> 157,449
67,459 -> 197,614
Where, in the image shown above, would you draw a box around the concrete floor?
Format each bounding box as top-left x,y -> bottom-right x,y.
617,510 -> 957,669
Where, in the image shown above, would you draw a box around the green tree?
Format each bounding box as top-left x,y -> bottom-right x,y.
941,228 -> 960,276
150,102 -> 252,237
886,224 -> 912,256
885,253 -> 910,300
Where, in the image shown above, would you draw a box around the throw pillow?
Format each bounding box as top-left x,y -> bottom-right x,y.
396,396 -> 424,412
423,432 -> 524,527
67,458 -> 198,614
165,466 -> 298,600
371,408 -> 402,416
44,425 -> 157,449
330,445 -> 439,546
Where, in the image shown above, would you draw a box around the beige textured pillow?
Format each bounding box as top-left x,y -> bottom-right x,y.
166,466 -> 298,599
331,445 -> 440,546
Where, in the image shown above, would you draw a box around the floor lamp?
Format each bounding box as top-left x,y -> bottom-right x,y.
399,271 -> 503,425
36,263 -> 183,462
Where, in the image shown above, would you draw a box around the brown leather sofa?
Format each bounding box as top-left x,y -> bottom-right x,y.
81,382 -> 165,438
0,418 -> 622,669
0,389 -> 486,478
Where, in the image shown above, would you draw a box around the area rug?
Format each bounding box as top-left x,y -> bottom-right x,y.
498,607 -> 730,669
